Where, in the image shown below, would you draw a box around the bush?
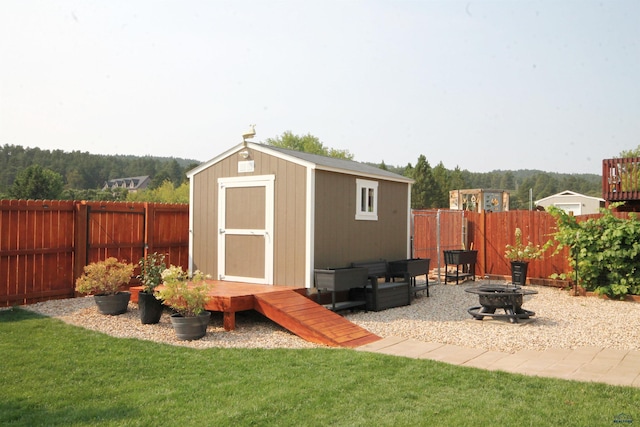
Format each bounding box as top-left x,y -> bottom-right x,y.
155,266 -> 211,317
75,258 -> 135,295
549,204 -> 640,298
137,252 -> 167,293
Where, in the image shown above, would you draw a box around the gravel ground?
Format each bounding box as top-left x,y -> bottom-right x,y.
13,280 -> 640,353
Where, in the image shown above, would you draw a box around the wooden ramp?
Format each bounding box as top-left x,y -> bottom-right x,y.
131,282 -> 380,348
253,290 -> 382,348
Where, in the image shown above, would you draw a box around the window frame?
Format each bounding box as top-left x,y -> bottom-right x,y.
355,179 -> 378,221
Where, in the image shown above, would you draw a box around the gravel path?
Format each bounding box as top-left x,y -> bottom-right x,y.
14,281 -> 640,353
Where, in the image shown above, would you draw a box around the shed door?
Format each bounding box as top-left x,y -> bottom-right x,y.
217,175 -> 274,284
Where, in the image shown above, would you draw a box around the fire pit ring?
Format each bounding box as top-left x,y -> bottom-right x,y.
465,284 -> 538,323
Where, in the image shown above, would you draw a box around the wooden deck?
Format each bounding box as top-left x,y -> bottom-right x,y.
130,281 -> 381,348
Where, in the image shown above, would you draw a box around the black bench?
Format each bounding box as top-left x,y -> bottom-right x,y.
350,260 -> 411,312
314,267 -> 368,312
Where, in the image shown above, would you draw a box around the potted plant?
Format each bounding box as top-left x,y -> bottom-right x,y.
136,252 -> 167,324
75,257 -> 135,315
504,228 -> 545,286
155,265 -> 212,340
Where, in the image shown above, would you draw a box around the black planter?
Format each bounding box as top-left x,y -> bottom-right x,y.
170,311 -> 211,341
138,291 -> 164,324
511,261 -> 529,286
94,292 -> 131,315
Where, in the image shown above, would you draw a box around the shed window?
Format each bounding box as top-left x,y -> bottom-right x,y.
356,179 -> 378,221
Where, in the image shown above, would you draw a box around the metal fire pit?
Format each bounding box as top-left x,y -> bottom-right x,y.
465,284 -> 538,323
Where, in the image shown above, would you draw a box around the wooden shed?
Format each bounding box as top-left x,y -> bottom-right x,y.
449,189 -> 510,212
186,142 -> 414,288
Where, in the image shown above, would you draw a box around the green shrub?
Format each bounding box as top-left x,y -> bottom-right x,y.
75,257 -> 134,295
155,265 -> 211,316
549,204 -> 640,298
137,252 -> 167,293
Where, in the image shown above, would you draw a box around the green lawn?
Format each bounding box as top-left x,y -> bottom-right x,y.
1,308 -> 638,426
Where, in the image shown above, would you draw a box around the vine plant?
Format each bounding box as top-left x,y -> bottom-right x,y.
548,204 -> 640,299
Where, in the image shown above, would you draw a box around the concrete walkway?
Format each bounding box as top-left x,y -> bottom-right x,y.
356,336 -> 640,388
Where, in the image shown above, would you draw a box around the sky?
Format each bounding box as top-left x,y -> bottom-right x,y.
1,1 -> 639,175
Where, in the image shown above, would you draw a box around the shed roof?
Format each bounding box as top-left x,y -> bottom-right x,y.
187,142 -> 414,184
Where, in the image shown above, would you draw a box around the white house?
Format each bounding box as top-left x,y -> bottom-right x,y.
535,190 -> 605,215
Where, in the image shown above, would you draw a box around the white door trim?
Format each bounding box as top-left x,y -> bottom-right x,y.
217,175 -> 275,284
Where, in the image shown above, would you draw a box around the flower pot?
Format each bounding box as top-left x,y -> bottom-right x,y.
94,292 -> 131,315
169,311 -> 211,340
511,261 -> 529,286
138,291 -> 164,324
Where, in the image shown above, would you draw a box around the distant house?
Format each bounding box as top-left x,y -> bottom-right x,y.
535,190 -> 605,215
102,176 -> 151,193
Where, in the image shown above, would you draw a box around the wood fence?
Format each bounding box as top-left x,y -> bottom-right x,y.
414,209 -> 632,284
412,210 -> 468,272
3,201 -> 632,306
1,200 -> 189,307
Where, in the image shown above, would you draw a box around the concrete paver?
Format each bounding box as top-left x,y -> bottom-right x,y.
462,350 -> 510,369
566,346 -> 602,363
536,362 -> 581,380
356,336 -> 406,352
376,338 -> 443,358
417,344 -> 487,365
358,336 -> 640,388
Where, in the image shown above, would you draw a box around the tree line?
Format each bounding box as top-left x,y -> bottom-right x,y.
0,144 -> 198,201
266,132 -> 602,209
0,139 -> 602,208
402,156 -> 601,210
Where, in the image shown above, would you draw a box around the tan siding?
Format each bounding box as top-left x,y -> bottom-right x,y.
314,172 -> 352,266
191,148 -> 307,286
191,165 -> 219,276
314,171 -> 409,268
269,153 -> 306,286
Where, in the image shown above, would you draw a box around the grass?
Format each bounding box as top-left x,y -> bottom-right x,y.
1,308 -> 639,426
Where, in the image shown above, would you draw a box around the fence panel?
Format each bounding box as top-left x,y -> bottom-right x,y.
1,200 -> 189,307
0,200 -> 76,305
414,209 -> 578,283
413,209 -> 467,282
146,203 -> 189,269
84,201 -> 147,265
481,210 -> 567,279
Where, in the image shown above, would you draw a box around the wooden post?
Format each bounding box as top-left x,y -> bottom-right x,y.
73,202 -> 89,281
223,312 -> 236,331
144,202 -> 152,258
479,211 -> 486,278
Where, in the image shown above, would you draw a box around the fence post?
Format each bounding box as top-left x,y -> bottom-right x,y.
73,201 -> 89,284
144,202 -> 152,258
479,211 -> 486,278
